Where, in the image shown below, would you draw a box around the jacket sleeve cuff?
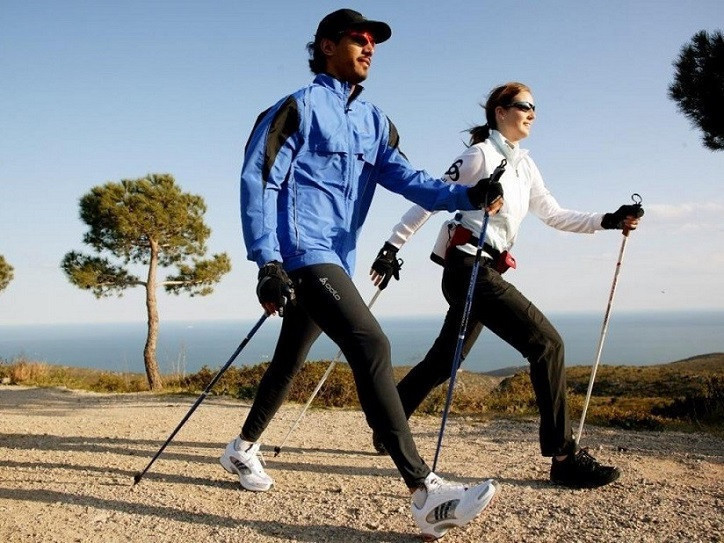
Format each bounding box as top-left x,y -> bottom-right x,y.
593,213 -> 607,231
459,186 -> 476,211
255,251 -> 283,268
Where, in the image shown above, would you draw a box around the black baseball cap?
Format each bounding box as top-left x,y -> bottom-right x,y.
315,9 -> 392,44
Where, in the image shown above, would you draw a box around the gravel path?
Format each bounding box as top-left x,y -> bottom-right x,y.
1,386 -> 722,542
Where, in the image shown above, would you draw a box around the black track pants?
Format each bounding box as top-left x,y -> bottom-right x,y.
241,263 -> 430,487
396,249 -> 576,457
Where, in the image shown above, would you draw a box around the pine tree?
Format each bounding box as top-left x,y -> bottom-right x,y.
669,30 -> 724,150
62,174 -> 231,390
0,255 -> 13,293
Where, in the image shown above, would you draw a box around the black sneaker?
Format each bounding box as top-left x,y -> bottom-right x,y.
550,448 -> 621,489
372,430 -> 387,455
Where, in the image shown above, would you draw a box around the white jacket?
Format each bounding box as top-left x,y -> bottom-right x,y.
386,130 -> 605,260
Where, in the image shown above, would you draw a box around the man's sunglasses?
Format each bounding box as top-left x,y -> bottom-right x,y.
506,101 -> 536,112
345,31 -> 375,48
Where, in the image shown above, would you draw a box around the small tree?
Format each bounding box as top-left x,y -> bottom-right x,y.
0,255 -> 14,293
669,30 -> 724,150
62,174 -> 231,390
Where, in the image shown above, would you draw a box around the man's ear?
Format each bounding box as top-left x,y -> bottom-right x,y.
320,37 -> 336,56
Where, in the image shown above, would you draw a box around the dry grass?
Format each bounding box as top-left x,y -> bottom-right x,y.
2,353 -> 722,433
0,357 -> 147,393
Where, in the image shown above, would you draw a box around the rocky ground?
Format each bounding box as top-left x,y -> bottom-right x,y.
0,386 -> 722,542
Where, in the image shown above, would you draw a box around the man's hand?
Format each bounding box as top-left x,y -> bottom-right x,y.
369,242 -> 403,290
467,159 -> 507,212
601,204 -> 645,231
257,261 -> 295,316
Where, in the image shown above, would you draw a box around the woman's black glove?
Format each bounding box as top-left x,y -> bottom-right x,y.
370,242 -> 403,290
467,159 -> 507,210
601,204 -> 645,230
257,261 -> 295,316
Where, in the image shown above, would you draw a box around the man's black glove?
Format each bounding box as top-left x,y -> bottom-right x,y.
601,204 -> 645,230
467,159 -> 507,210
257,261 -> 295,316
370,242 -> 403,290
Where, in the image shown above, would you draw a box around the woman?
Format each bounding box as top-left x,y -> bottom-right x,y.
370,82 -> 643,489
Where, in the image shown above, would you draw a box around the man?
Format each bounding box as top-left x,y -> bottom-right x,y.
221,8 -> 503,540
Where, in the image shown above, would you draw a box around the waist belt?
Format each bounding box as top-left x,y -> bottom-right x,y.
467,236 -> 501,261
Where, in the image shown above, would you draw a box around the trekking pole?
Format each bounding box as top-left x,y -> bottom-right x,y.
576,194 -> 643,445
133,313 -> 269,486
432,160 -> 506,472
274,288 -> 383,456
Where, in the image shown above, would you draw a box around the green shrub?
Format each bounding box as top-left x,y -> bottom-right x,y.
483,371 -> 537,415
653,376 -> 724,425
3,354 -> 722,434
286,361 -> 359,407
90,372 -> 147,393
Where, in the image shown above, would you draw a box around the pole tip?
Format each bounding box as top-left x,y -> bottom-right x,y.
273,446 -> 281,457
132,472 -> 142,486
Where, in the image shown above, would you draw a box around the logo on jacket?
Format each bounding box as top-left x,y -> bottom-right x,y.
319,277 -> 341,301
445,159 -> 463,181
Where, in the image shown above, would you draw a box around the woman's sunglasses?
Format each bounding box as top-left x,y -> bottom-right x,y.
506,101 -> 536,112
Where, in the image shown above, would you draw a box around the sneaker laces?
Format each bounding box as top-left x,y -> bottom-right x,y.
238,440 -> 267,468
414,473 -> 467,508
427,474 -> 467,495
426,474 -> 444,492
574,448 -> 599,470
256,449 -> 267,467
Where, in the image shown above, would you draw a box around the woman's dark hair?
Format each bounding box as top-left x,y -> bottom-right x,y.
468,82 -> 531,144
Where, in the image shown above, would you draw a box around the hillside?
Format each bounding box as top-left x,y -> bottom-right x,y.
565,352 -> 723,398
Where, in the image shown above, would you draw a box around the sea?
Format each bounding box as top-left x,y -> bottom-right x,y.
1,310 -> 722,376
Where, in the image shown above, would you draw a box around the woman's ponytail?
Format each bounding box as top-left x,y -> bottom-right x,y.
468,124 -> 491,145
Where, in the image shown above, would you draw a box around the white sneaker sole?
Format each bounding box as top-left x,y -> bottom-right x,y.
219,453 -> 273,492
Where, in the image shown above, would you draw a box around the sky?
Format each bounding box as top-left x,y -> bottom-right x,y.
1,0 -> 722,326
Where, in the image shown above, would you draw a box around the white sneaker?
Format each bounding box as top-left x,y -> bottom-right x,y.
411,472 -> 498,541
220,437 -> 274,492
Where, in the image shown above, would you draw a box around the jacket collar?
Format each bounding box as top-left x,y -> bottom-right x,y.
314,73 -> 365,104
489,129 -> 529,168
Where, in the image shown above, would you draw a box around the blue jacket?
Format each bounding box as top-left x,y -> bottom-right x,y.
240,73 -> 474,276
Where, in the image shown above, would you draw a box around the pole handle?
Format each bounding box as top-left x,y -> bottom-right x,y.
622,193 -> 644,237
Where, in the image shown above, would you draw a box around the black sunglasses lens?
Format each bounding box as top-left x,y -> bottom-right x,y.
513,102 -> 535,112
